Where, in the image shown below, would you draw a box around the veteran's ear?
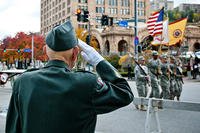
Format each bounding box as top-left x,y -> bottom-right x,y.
72,46 -> 79,61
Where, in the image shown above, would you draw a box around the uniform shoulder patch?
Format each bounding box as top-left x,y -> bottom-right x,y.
96,77 -> 108,91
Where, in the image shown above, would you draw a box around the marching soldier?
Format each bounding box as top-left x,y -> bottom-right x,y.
160,54 -> 171,99
134,56 -> 150,110
175,58 -> 184,101
147,51 -> 162,98
169,56 -> 178,100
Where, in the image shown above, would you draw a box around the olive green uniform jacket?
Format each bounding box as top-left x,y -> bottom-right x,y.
6,60 -> 133,133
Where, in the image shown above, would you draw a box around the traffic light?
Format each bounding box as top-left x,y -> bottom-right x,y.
76,9 -> 82,22
17,48 -> 20,53
3,48 -> 6,52
86,35 -> 90,45
83,10 -> 89,22
101,15 -> 108,26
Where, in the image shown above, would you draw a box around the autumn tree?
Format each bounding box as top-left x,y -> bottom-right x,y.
0,32 -> 47,64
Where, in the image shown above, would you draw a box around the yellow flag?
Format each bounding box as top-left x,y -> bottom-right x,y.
118,55 -> 129,65
168,18 -> 187,46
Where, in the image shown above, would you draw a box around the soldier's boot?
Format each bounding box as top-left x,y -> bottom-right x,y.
140,105 -> 146,111
177,97 -> 180,101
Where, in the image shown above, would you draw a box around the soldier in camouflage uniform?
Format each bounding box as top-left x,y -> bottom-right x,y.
175,58 -> 184,101
134,56 -> 150,110
160,54 -> 171,99
169,56 -> 178,100
147,51 -> 162,98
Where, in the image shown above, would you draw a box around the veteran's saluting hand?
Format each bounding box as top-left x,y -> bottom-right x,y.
78,39 -> 104,66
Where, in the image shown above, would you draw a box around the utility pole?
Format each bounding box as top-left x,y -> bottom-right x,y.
31,34 -> 35,68
87,16 -> 91,71
134,0 -> 138,60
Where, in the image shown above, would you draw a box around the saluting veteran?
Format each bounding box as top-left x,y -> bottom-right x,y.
6,20 -> 133,133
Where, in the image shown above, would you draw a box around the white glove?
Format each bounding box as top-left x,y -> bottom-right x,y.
78,39 -> 104,66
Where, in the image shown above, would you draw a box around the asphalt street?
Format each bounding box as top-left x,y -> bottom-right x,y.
0,77 -> 200,133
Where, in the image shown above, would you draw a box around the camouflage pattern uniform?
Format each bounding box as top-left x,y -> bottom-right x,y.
175,58 -> 183,101
134,56 -> 149,98
160,54 -> 171,99
147,51 -> 162,98
169,56 -> 178,100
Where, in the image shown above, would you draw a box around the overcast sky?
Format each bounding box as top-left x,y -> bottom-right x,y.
0,0 -> 200,40
0,0 -> 40,40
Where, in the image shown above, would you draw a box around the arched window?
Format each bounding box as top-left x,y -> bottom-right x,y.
104,40 -> 110,55
118,40 -> 128,56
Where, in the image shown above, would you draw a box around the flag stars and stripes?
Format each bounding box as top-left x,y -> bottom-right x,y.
147,8 -> 164,36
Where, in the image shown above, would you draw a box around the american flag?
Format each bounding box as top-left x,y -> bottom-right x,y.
147,8 -> 164,36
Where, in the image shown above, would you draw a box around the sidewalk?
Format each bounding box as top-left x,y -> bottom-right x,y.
0,81 -> 11,133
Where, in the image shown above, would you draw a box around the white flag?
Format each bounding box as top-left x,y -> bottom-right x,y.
151,19 -> 169,45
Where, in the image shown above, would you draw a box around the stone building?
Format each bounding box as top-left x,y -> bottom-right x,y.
179,3 -> 200,13
184,25 -> 200,52
88,22 -> 148,56
40,0 -> 150,36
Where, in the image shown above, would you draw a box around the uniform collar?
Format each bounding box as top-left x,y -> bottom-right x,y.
45,60 -> 70,70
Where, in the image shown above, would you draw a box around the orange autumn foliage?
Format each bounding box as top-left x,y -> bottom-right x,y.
0,32 -> 48,63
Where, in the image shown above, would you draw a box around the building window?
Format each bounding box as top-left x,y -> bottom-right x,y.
138,1 -> 144,8
109,8 -> 117,14
78,0 -> 87,3
59,4 -> 61,10
121,0 -> 130,7
120,9 -> 130,15
62,10 -> 65,17
96,7 -> 105,13
137,10 -> 144,16
62,2 -> 65,9
96,0 -> 104,5
78,6 -> 88,11
109,0 -> 117,6
67,0 -> 70,5
96,16 -> 102,23
67,7 -> 70,14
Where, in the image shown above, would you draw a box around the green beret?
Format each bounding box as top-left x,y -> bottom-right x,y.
138,56 -> 145,61
152,51 -> 158,56
45,20 -> 78,51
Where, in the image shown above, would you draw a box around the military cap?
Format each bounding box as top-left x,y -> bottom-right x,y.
45,20 -> 78,51
152,51 -> 158,56
138,56 -> 145,61
160,54 -> 168,59
170,55 -> 176,60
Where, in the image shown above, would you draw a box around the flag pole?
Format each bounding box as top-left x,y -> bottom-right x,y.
158,7 -> 164,55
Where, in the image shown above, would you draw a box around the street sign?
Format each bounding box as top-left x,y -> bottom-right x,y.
134,37 -> 139,45
118,20 -> 128,27
23,48 -> 31,53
